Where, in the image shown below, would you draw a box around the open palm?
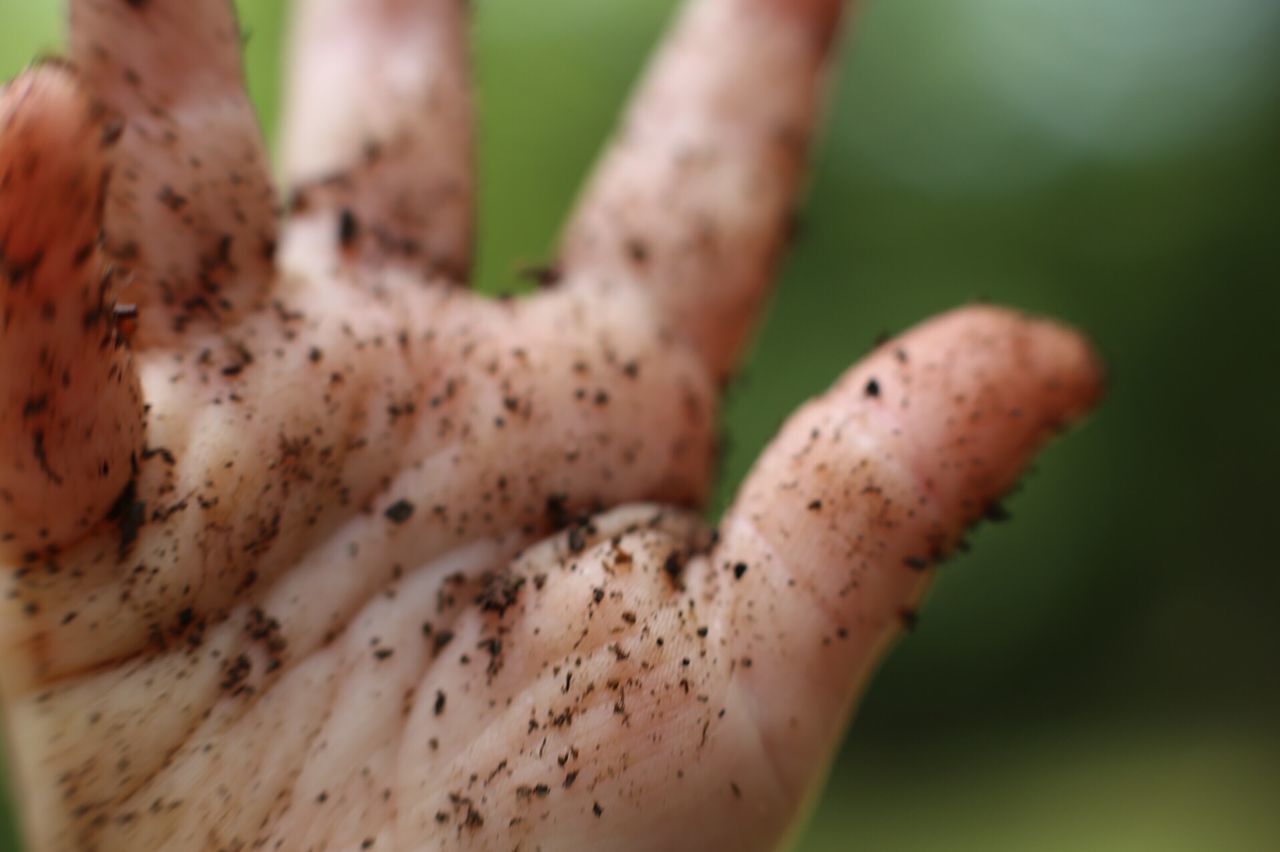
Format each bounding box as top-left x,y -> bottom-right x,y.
0,0 -> 1101,849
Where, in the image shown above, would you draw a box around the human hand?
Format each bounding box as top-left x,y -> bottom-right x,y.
0,0 -> 1103,849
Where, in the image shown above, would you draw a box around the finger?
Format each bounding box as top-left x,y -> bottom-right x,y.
704,306 -> 1104,817
0,65 -> 144,560
281,0 -> 473,281
561,0 -> 845,380
69,0 -> 279,346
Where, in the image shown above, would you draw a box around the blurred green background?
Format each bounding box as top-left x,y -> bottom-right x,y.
3,0 -> 1278,849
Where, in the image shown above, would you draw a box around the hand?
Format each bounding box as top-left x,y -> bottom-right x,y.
0,0 -> 1102,849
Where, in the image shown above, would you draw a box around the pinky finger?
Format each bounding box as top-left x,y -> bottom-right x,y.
0,66 -> 144,558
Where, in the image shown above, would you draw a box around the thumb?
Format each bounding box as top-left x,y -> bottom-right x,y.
382,304 -> 1100,851
699,304 -> 1103,827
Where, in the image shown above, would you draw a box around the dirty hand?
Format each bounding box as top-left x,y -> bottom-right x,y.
0,0 -> 1102,849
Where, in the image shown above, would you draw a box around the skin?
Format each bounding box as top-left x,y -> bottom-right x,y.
0,0 -> 1103,850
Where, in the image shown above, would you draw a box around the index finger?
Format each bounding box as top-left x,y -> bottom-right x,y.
561,0 -> 847,381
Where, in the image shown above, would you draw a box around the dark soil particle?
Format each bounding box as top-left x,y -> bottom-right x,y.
662,551 -> 686,584
544,494 -> 571,529
518,264 -> 561,287
107,478 -> 146,560
566,523 -> 589,554
476,571 -> 525,617
220,654 -> 252,692
984,501 -> 1011,523
338,208 -> 359,247
384,499 -> 415,524
432,631 -> 455,656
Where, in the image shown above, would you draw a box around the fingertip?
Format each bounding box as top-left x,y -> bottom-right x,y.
967,304 -> 1103,427
847,304 -> 1104,433
0,60 -> 102,153
1,63 -> 110,294
757,0 -> 847,41
841,305 -> 1104,522
926,304 -> 1105,414
2,60 -> 81,115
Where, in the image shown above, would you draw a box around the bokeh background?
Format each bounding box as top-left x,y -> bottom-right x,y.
2,0 -> 1278,849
